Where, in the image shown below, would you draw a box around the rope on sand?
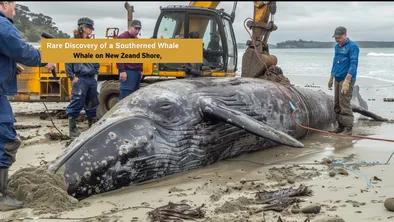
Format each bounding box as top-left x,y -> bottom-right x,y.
344,167 -> 373,188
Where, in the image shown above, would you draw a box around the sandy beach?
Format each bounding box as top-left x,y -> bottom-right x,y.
1,74 -> 394,222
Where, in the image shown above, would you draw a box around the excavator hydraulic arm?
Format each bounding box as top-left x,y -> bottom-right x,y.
241,1 -> 278,78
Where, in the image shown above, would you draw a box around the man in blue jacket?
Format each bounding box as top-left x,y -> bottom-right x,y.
328,26 -> 360,135
0,1 -> 56,211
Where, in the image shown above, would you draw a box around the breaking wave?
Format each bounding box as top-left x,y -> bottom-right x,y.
367,52 -> 394,57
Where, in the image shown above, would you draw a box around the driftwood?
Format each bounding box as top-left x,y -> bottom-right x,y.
253,184 -> 313,212
44,132 -> 70,141
148,202 -> 205,222
14,124 -> 41,130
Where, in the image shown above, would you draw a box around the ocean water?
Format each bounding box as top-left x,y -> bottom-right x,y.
236,47 -> 394,82
236,47 -> 394,99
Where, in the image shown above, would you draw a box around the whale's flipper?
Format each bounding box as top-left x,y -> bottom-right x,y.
199,98 -> 304,148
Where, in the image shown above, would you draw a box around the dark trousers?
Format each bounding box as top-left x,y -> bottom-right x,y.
119,69 -> 141,101
66,76 -> 99,119
0,96 -> 20,168
334,80 -> 355,128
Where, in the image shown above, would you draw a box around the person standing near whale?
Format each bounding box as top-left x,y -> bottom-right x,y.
65,17 -> 100,140
0,0 -> 56,210
116,19 -> 143,101
328,26 -> 360,135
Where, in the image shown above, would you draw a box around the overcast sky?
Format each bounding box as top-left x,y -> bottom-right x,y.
18,1 -> 394,44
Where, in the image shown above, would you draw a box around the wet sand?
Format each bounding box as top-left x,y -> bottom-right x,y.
2,75 -> 394,222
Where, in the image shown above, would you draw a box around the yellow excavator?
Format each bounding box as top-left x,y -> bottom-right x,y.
11,1 -> 279,119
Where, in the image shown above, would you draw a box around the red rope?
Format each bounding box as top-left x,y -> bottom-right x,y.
291,108 -> 394,142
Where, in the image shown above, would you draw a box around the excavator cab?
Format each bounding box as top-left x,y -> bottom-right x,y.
152,5 -> 238,75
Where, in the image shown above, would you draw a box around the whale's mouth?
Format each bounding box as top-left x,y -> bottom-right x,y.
48,115 -> 152,172
47,115 -> 155,198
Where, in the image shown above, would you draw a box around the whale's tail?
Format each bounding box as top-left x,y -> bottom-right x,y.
351,85 -> 388,121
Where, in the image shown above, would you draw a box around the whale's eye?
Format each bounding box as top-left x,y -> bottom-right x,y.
161,103 -> 172,111
154,98 -> 177,117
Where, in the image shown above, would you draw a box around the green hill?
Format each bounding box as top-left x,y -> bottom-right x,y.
276,39 -> 394,48
13,4 -> 70,42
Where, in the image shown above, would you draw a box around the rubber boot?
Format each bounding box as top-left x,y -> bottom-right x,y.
0,168 -> 23,211
329,127 -> 344,134
339,127 -> 352,135
329,123 -> 344,134
88,118 -> 96,128
69,118 -> 80,140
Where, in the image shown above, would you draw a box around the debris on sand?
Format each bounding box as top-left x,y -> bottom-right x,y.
372,176 -> 382,181
211,184 -> 314,219
147,202 -> 205,222
214,196 -> 256,214
257,184 -> 313,204
265,166 -> 321,185
252,184 -> 313,213
7,166 -> 88,215
19,135 -> 37,141
14,124 -> 42,130
39,110 -> 85,122
44,132 -> 70,141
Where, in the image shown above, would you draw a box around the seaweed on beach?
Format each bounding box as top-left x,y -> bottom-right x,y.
147,201 -> 206,222
254,184 -> 313,212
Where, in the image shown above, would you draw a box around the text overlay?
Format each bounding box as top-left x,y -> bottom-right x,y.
40,39 -> 203,63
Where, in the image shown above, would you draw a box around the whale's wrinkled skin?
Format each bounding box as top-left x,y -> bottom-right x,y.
47,77 -> 383,200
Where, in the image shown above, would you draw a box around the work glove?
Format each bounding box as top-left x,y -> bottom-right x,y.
341,79 -> 350,94
16,64 -> 24,75
328,74 -> 334,90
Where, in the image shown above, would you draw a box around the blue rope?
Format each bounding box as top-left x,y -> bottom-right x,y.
344,167 -> 373,188
330,152 -> 394,187
331,152 -> 394,166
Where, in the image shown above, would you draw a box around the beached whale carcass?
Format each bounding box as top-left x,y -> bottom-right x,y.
47,77 -> 384,200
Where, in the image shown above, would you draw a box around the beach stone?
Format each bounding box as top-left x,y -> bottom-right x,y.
287,176 -> 295,184
329,170 -> 336,177
384,197 -> 394,211
313,216 -> 345,222
337,168 -> 349,176
301,204 -> 321,214
279,180 -> 287,186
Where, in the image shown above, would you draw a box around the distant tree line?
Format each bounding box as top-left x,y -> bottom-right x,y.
236,43 -> 277,49
13,4 -> 70,42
